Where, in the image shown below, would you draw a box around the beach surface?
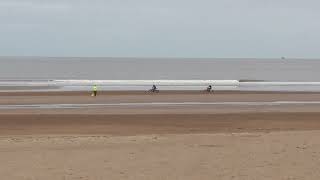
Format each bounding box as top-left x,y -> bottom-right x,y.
1,91 -> 320,179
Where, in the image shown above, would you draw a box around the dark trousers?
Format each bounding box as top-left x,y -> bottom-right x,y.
93,91 -> 97,96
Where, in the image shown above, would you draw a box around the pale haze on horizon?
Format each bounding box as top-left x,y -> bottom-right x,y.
0,0 -> 319,58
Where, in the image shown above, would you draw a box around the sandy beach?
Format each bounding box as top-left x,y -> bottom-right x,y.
3,1 -> 320,178
1,91 -> 320,179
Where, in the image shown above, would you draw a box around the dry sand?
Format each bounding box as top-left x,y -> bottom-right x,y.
1,132 -> 320,180
1,91 -> 320,179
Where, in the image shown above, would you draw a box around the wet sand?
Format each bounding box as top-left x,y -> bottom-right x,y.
1,91 -> 320,179
1,113 -> 320,136
1,91 -> 320,135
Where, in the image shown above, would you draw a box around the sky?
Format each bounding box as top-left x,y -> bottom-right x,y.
0,0 -> 319,58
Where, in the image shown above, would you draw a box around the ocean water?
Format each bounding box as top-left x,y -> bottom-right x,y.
1,57 -> 320,91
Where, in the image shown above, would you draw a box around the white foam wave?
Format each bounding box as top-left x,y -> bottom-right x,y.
53,80 -> 240,86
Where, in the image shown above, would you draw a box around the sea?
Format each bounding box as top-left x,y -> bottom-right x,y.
1,56 -> 320,92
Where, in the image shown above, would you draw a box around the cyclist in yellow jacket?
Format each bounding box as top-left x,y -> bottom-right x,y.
92,85 -> 98,96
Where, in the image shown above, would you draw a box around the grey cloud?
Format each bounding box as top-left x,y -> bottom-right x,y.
0,0 -> 320,58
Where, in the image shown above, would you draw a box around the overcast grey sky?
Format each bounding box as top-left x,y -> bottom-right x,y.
0,0 -> 319,58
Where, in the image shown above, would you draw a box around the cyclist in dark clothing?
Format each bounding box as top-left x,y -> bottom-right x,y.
152,85 -> 157,92
206,85 -> 212,92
